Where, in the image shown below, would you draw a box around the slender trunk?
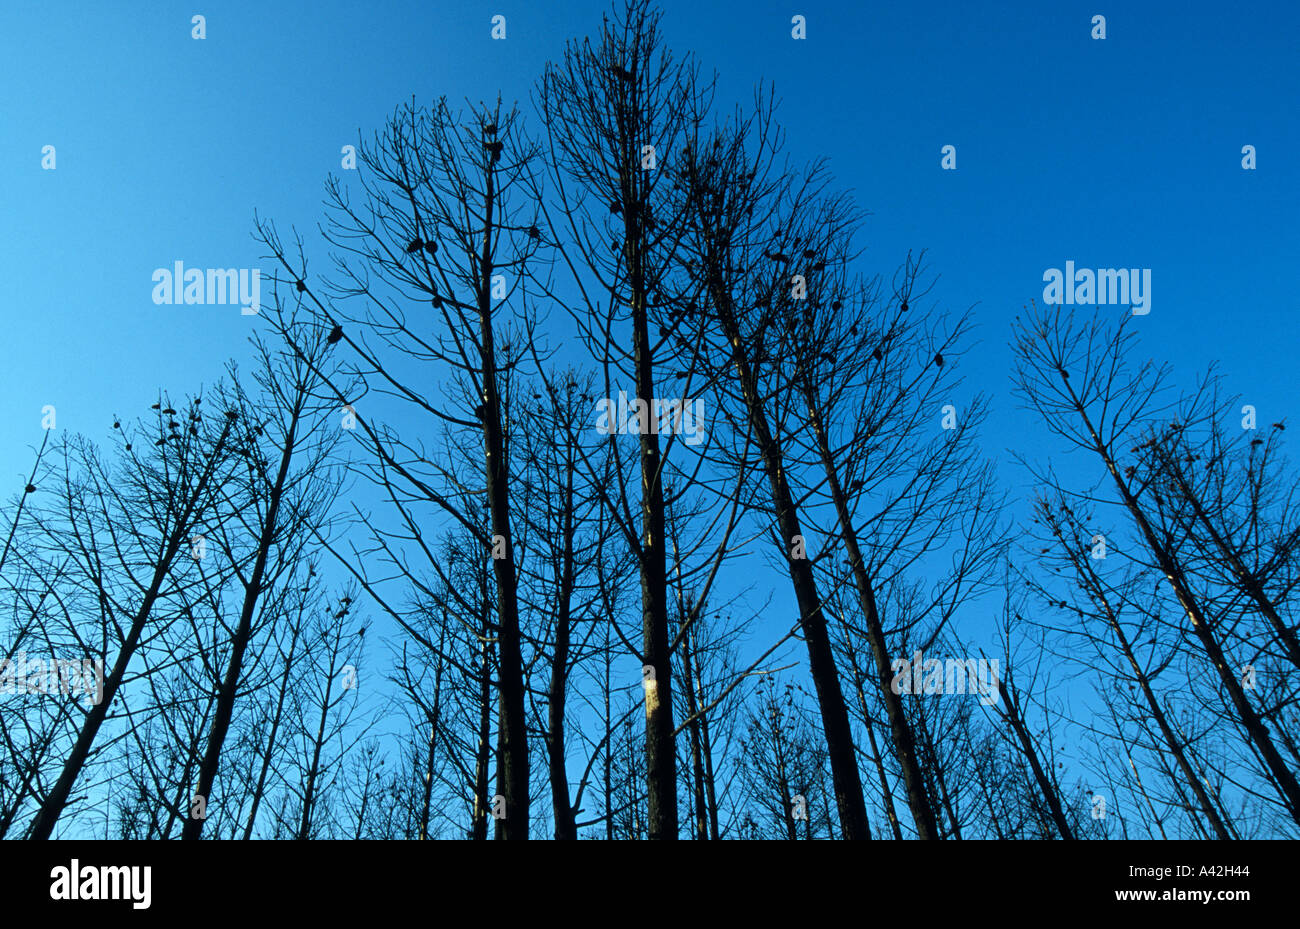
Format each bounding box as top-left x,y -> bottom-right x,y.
33,598 -> 149,837
30,503 -> 203,838
1084,571 -> 1235,840
929,734 -> 962,839
419,626 -> 447,840
709,291 -> 871,839
681,620 -> 709,840
632,286 -> 678,839
546,455 -> 578,839
604,615 -> 615,841
804,398 -> 939,840
419,717 -> 437,839
775,742 -> 797,840
470,632 -> 493,841
1131,655 -> 1233,839
164,690 -> 217,838
977,761 -> 1008,839
296,677 -> 333,840
243,624 -> 300,839
1123,735 -> 1168,839
1070,393 -> 1300,823
184,410 -> 301,839
997,679 -> 1074,840
845,636 -> 904,840
477,166 -> 530,841
634,374 -> 678,830
699,686 -> 721,841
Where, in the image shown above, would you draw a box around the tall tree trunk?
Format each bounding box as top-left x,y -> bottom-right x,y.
471,630 -> 493,841
184,409 -> 302,839
773,734 -> 797,841
603,616 -> 614,841
699,695 -> 721,841
164,692 -> 217,838
478,167 -> 530,841
419,625 -> 447,841
845,636 -> 905,840
681,617 -> 710,840
243,624 -> 300,840
1070,393 -> 1300,824
709,292 -> 871,839
805,400 -> 939,839
628,214 -> 678,840
997,679 -> 1074,840
547,464 -> 577,839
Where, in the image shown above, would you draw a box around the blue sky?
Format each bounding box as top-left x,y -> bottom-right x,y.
3,0 -> 1296,497
2,0 -> 1298,833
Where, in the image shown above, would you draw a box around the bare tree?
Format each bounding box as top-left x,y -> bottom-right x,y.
1012,303 -> 1300,826
183,300 -> 343,838
738,675 -> 835,839
537,0 -> 718,838
25,393 -> 243,839
256,91 -> 545,838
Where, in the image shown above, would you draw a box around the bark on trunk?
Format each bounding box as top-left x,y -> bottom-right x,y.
29,436 -> 228,840
708,292 -> 870,839
184,411 -> 301,839
478,165 -> 530,840
626,192 -> 678,841
804,399 -> 940,840
1070,393 -> 1300,824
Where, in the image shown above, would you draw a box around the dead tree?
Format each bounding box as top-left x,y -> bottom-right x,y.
677,90 -> 998,836
738,675 -> 834,839
286,592 -> 370,839
1023,491 -> 1238,839
183,303 -> 343,839
25,396 -> 243,839
510,368 -> 628,839
1012,304 -> 1300,826
537,0 -> 717,838
257,94 -> 543,838
671,106 -> 875,839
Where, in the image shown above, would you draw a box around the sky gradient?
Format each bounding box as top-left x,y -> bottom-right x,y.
2,1 -> 1298,834
3,0 -> 1296,496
